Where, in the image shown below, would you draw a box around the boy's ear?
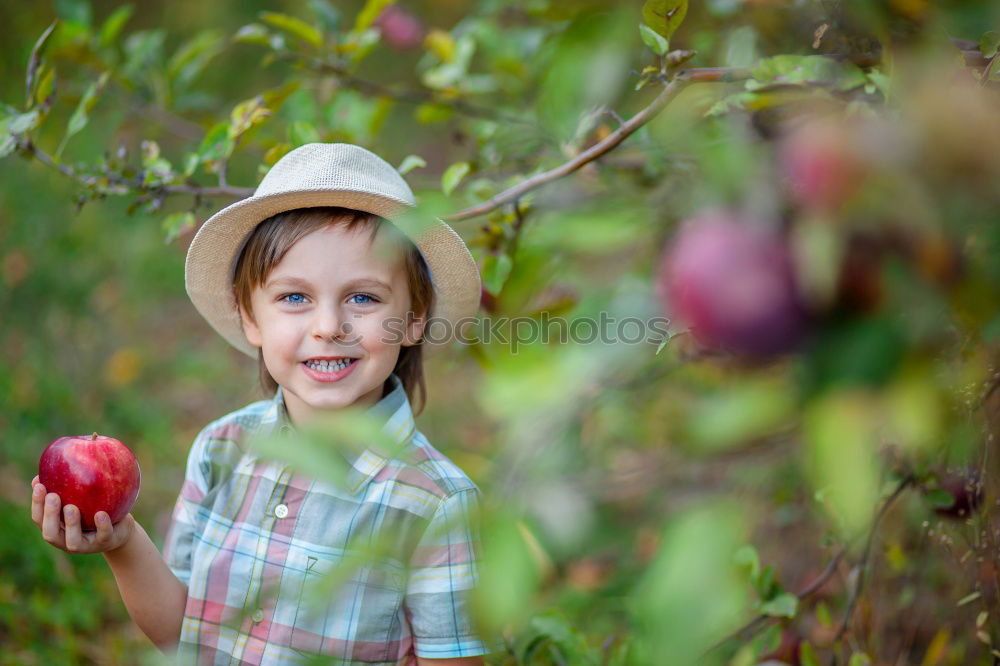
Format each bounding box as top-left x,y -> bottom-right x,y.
238,304 -> 263,348
401,309 -> 427,347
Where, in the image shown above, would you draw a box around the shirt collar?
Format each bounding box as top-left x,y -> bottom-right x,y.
264,373 -> 416,494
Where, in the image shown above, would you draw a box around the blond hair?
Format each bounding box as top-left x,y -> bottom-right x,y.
232,206 -> 434,415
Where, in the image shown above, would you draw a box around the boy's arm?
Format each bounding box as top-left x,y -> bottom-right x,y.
102,519 -> 188,652
31,476 -> 187,653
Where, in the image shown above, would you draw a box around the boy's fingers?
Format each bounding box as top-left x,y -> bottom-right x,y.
63,505 -> 83,552
30,483 -> 46,527
31,475 -> 39,486
94,512 -> 114,546
41,493 -> 63,545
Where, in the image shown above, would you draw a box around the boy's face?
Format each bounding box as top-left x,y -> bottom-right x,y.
240,224 -> 426,424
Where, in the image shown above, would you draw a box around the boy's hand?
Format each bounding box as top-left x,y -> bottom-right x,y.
30,475 -> 135,554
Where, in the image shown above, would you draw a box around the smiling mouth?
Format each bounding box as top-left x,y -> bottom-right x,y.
303,358 -> 358,373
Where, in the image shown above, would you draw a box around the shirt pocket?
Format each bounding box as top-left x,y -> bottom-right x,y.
288,551 -> 407,660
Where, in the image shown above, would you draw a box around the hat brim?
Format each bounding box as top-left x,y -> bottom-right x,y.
185,189 -> 482,358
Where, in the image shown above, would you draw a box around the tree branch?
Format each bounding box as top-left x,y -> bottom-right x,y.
443,74 -> 692,222
21,138 -> 254,200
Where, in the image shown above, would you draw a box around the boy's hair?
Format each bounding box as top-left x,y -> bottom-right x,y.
232,206 -> 435,415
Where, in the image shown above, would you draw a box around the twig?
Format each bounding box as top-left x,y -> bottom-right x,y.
444,74 -> 692,221
21,139 -> 254,199
829,475 -> 916,662
706,546 -> 847,653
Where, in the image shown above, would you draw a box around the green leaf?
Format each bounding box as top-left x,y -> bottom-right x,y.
162,211 -> 196,243
228,95 -> 272,141
197,122 -> 233,162
0,134 -> 17,159
289,120 -> 321,146
308,0 -> 342,31
397,154 -> 426,175
5,109 -> 42,135
415,102 -> 453,124
57,70 -> 110,158
233,23 -> 272,46
55,0 -> 92,27
98,5 -> 133,47
957,591 -> 982,607
34,65 -> 56,106
167,30 -> 225,89
642,0 -> 687,40
848,653 -> 872,666
733,544 -> 760,583
354,0 -> 393,33
759,592 -> 798,618
980,31 -> 1000,59
441,161 -> 470,196
260,11 -> 323,48
924,488 -> 955,509
639,23 -> 669,55
800,641 -> 821,666
25,20 -> 59,108
482,253 -> 513,296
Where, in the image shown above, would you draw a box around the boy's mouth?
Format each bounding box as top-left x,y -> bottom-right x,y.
303,357 -> 358,373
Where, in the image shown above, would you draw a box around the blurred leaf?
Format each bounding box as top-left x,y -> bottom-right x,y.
167,30 -> 225,90
354,0 -> 393,33
57,70 -> 110,158
415,102 -> 452,124
472,510 -> 539,633
162,211 -> 196,243
981,31 -> 1000,59
748,56 -> 867,92
631,501 -> 747,666
923,488 -> 954,509
309,0 -> 342,31
397,154 -> 426,175
34,65 -> 56,107
233,23 -> 272,46
684,379 -> 795,451
522,611 -> 600,665
98,5 -> 133,48
25,20 -> 59,108
441,160 -> 471,196
801,642 -> 821,666
482,252 -> 513,296
228,95 -> 272,141
121,29 -> 166,80
197,121 -> 233,163
642,0 -> 687,40
803,391 -> 880,536
639,23 -> 670,55
5,109 -> 42,135
734,544 -> 761,583
759,592 -> 798,618
425,29 -> 456,62
848,653 -> 872,666
55,0 -> 92,27
260,11 -> 323,48
289,120 -> 321,146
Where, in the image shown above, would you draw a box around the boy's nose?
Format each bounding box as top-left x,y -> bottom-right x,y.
311,305 -> 347,342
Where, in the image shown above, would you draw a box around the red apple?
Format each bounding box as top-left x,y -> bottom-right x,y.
375,5 -> 426,51
39,432 -> 141,531
778,117 -> 866,212
656,210 -> 810,357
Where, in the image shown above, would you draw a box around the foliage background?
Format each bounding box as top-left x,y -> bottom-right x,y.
1,0 -> 999,664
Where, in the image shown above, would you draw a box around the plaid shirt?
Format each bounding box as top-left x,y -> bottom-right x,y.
162,373 -> 494,665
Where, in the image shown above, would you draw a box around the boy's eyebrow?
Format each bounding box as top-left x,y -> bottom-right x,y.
265,276 -> 393,293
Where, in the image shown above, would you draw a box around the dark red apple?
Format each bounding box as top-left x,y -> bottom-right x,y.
778,117 -> 865,212
656,211 -> 809,357
39,433 -> 141,531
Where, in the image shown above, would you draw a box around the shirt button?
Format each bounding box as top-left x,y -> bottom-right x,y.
274,503 -> 289,519
251,608 -> 264,623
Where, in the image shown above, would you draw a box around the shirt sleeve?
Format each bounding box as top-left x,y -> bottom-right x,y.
404,486 -> 496,659
161,427 -> 214,586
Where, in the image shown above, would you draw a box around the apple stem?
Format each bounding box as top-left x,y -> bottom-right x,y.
92,432 -> 98,440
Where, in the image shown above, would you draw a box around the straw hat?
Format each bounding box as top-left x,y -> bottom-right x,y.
184,142 -> 481,357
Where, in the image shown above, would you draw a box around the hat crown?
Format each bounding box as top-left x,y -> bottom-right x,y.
255,143 -> 416,206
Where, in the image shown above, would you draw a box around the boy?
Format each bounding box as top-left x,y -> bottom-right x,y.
31,143 -> 493,665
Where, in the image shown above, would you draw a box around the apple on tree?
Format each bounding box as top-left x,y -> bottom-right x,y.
38,433 -> 141,531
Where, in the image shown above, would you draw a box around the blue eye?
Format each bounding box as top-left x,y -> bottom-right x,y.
349,293 -> 377,305
281,293 -> 307,304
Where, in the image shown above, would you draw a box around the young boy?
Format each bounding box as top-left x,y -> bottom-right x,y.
30,143 -> 493,665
